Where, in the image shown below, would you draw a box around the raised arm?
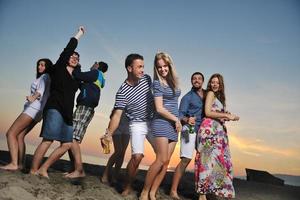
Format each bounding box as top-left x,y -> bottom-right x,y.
53,26 -> 85,67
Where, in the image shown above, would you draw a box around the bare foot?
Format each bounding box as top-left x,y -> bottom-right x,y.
121,186 -> 133,196
139,191 -> 149,200
29,169 -> 38,175
149,191 -> 156,200
64,170 -> 85,178
37,169 -> 49,179
63,172 -> 70,175
100,176 -> 110,185
100,174 -> 109,182
198,194 -> 207,200
170,191 -> 181,200
18,165 -> 24,170
0,163 -> 19,171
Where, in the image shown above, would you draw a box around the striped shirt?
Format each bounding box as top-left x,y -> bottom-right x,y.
114,74 -> 154,122
152,80 -> 181,141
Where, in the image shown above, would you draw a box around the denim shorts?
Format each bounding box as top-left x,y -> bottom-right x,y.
40,109 -> 73,142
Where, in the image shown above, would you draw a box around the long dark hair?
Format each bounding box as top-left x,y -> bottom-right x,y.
36,58 -> 53,78
206,73 -> 226,107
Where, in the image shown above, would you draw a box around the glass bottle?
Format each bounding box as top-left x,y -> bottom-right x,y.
188,115 -> 195,134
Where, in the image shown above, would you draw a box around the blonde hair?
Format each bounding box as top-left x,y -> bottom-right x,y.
153,52 -> 179,93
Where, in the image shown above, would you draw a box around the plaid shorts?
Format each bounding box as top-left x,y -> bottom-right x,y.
73,105 -> 95,142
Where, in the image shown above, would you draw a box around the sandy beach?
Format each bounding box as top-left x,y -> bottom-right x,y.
0,150 -> 299,200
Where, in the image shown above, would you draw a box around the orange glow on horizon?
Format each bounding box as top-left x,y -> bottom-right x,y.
1,112 -> 300,177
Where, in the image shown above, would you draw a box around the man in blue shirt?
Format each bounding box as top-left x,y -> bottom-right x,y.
170,72 -> 205,199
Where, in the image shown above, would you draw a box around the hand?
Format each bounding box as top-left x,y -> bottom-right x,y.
78,26 -> 85,34
75,26 -> 85,40
26,95 -> 35,103
100,129 -> 112,142
175,119 -> 182,133
227,113 -> 239,121
219,118 -> 226,123
233,115 -> 240,121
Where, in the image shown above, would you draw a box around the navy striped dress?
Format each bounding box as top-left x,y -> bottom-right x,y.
152,80 -> 181,142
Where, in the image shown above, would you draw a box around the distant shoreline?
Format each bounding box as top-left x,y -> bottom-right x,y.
1,144 -> 300,187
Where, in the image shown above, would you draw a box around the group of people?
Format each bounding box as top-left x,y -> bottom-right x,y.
0,26 -> 239,200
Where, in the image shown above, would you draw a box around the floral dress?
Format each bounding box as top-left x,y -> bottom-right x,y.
194,98 -> 235,198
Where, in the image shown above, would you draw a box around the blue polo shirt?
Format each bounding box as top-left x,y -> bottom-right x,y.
179,89 -> 204,132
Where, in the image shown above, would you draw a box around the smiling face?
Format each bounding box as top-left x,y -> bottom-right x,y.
191,74 -> 204,89
156,58 -> 169,78
128,59 -> 144,79
210,77 -> 220,92
68,53 -> 80,68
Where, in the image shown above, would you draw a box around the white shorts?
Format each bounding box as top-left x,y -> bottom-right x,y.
129,121 -> 154,155
23,105 -> 42,122
180,125 -> 196,159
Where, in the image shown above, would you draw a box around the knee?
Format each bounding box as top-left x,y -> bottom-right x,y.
42,139 -> 53,146
181,158 -> 191,167
158,153 -> 170,165
17,133 -> 25,140
156,157 -> 169,167
61,143 -> 72,150
162,158 -> 170,166
6,131 -> 13,138
132,154 -> 143,165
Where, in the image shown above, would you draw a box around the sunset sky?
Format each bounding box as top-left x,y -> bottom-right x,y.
0,0 -> 299,177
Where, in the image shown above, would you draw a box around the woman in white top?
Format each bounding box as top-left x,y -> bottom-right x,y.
0,58 -> 52,171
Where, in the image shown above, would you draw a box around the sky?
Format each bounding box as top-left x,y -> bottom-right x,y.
0,0 -> 300,177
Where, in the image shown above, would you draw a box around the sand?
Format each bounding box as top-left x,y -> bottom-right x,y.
0,150 -> 299,200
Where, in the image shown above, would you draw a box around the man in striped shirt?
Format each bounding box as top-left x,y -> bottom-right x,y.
103,54 -> 155,196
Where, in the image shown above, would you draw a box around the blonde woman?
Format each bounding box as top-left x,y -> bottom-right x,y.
195,73 -> 239,200
140,52 -> 182,200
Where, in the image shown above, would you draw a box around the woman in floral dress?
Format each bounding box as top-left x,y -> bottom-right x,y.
195,73 -> 239,200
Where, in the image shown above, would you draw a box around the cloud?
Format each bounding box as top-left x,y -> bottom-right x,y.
256,36 -> 279,45
230,133 -> 299,158
241,151 -> 261,157
89,26 -> 123,66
